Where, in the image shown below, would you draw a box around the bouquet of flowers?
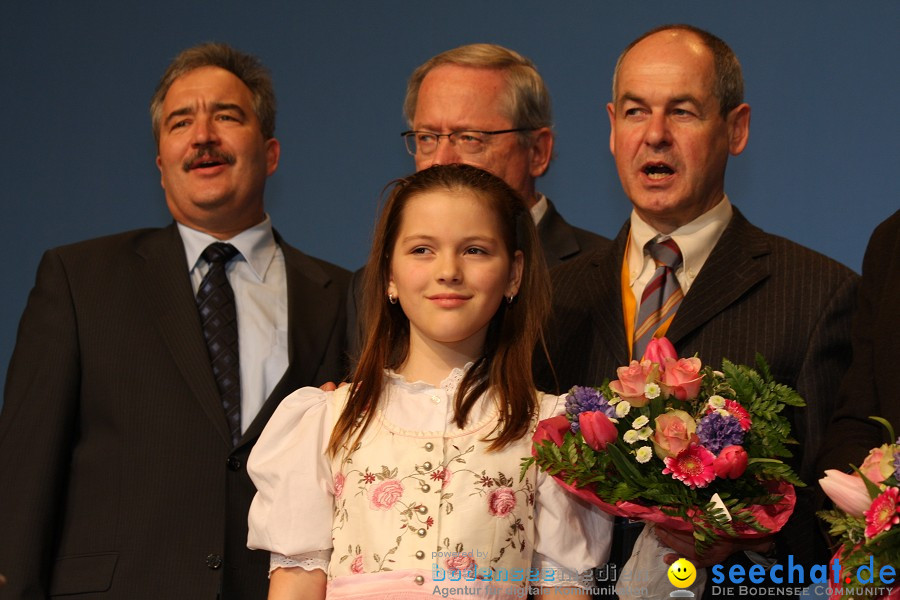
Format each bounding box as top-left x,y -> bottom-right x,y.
818,419 -> 900,599
527,337 -> 804,554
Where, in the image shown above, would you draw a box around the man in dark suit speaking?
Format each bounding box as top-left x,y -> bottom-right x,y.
0,43 -> 349,599
538,25 -> 857,599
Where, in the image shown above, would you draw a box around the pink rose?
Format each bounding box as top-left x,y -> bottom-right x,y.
369,479 -> 404,510
651,410 -> 698,458
579,411 -> 618,451
445,553 -> 477,577
820,470 -> 872,517
350,554 -> 365,574
609,360 -> 657,407
644,337 -> 678,366
713,445 -> 748,479
488,487 -> 517,517
532,415 -> 570,455
333,472 -> 345,498
859,444 -> 896,484
660,357 -> 703,400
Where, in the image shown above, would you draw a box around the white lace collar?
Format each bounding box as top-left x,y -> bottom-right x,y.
384,363 -> 474,398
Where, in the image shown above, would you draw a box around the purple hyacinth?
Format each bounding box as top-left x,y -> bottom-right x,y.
565,386 -> 615,433
894,438 -> 900,482
697,412 -> 745,455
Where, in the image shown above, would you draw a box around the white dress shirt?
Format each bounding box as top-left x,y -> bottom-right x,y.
627,196 -> 733,302
178,216 -> 289,431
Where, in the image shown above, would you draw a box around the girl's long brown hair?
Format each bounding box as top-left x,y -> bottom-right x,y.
328,164 -> 551,456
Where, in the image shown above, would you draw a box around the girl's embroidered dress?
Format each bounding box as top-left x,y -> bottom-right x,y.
248,367 -> 611,599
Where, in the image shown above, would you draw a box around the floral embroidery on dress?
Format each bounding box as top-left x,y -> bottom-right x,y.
328,372 -> 542,582
487,487 -> 516,517
445,553 -> 478,578
350,553 -> 365,574
369,479 -> 404,510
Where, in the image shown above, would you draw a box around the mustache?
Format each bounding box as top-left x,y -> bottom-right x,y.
181,147 -> 236,172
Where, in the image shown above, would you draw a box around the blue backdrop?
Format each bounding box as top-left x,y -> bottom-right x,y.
2,1 -> 898,399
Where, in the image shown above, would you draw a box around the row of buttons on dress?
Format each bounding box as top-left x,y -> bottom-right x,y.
413,441 -> 435,585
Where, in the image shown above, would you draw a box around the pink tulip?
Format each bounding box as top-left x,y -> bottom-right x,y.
644,337 -> 678,366
578,411 -> 619,451
819,470 -> 872,517
713,445 -> 748,479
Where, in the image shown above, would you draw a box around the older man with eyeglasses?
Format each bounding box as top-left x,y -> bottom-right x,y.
344,43 -> 610,359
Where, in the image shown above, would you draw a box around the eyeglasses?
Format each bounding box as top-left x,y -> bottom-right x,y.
401,128 -> 535,156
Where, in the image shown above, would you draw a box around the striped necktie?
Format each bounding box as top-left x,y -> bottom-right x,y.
633,238 -> 683,361
196,242 -> 242,446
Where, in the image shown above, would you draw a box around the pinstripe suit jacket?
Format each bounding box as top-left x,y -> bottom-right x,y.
0,224 -> 350,599
819,209 -> 900,473
537,207 -> 858,569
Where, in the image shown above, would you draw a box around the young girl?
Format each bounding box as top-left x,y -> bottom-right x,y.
247,164 -> 610,599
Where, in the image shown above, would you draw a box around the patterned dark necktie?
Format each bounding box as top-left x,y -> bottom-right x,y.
633,238 -> 684,361
196,242 -> 242,446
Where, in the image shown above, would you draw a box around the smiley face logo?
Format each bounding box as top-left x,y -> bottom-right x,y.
667,558 -> 697,588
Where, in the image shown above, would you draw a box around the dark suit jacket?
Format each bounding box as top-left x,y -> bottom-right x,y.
537,207 -> 858,578
0,224 -> 350,599
819,209 -> 900,473
344,197 -> 609,361
538,198 -> 609,267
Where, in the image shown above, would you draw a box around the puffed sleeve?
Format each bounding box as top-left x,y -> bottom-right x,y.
247,386 -> 335,557
532,393 -> 613,581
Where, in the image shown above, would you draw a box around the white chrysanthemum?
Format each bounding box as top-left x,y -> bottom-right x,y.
632,415 -> 649,429
644,383 -> 661,400
608,396 -> 621,406
713,371 -> 725,378
616,401 -> 631,418
637,426 -> 653,441
623,430 -> 640,444
717,409 -> 730,418
636,446 -> 653,464
708,395 -> 726,409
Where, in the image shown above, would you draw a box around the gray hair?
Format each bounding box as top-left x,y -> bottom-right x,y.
404,43 -> 552,144
150,42 -> 276,144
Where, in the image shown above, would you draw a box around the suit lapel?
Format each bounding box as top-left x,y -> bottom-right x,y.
240,235 -> 333,446
667,208 -> 771,344
539,199 -> 579,266
133,224 -> 232,446
587,223 -> 631,366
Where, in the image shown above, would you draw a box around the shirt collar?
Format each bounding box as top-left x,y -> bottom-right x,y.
177,215 -> 278,282
627,195 -> 733,285
530,193 -> 548,226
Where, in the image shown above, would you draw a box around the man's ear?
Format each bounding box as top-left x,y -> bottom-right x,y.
607,103 -> 617,156
265,137 -> 281,175
726,104 -> 750,156
529,127 -> 554,178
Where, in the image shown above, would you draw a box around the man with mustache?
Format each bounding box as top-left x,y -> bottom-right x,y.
0,43 -> 349,599
538,25 -> 857,599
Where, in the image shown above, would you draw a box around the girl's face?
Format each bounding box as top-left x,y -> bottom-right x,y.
387,189 -> 523,357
